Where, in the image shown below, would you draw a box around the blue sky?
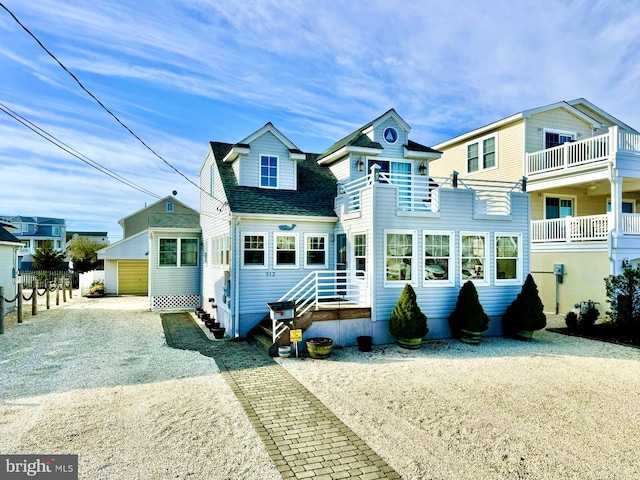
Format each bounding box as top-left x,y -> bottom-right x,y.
1,0 -> 640,242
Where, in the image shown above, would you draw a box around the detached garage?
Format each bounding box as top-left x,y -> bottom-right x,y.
98,230 -> 149,295
117,260 -> 148,295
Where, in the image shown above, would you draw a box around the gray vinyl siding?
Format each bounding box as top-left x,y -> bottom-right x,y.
234,217 -> 336,334
368,184 -> 530,338
200,148 -> 232,323
149,231 -> 201,296
239,131 -> 297,190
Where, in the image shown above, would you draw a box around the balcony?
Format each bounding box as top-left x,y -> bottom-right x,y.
336,171 -> 524,217
526,126 -> 640,177
531,213 -> 640,243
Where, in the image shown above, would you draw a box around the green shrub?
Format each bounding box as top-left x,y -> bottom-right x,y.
605,267 -> 640,337
449,281 -> 489,337
388,284 -> 428,340
503,274 -> 546,335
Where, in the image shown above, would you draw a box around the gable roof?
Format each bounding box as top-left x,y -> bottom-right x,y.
149,213 -> 201,229
210,142 -> 338,218
433,99 -> 631,150
0,225 -> 21,245
568,98 -> 638,133
118,196 -> 197,225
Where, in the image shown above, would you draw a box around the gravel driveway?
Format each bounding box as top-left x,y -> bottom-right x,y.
1,295 -> 640,479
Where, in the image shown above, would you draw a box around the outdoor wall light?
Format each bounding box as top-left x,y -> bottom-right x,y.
356,156 -> 364,172
418,162 -> 427,175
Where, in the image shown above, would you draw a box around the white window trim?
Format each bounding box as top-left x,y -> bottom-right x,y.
242,232 -> 268,269
260,154 -> 279,189
543,194 -> 577,219
158,237 -> 199,268
606,198 -> 636,213
304,233 -> 328,269
495,232 -> 523,284
352,232 -> 367,278
460,232 -> 490,286
384,229 -> 417,287
274,233 -> 299,269
465,133 -> 498,175
423,230 -> 455,287
542,128 -> 576,149
52,226 -> 60,236
166,201 -> 174,212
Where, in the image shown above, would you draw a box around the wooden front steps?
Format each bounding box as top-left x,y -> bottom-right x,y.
248,307 -> 371,357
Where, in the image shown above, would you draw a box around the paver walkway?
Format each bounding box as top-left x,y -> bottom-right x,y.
161,313 -> 400,480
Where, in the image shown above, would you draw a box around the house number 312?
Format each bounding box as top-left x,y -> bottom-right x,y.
266,271 -> 276,276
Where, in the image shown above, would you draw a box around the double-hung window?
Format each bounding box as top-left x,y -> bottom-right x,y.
353,234 -> 367,275
385,231 -> 415,283
496,234 -> 521,281
243,233 -> 266,267
424,232 -> 453,284
305,234 -> 327,268
260,155 -> 278,188
466,134 -> 497,174
275,234 -> 298,268
159,238 -> 198,267
461,233 -> 488,282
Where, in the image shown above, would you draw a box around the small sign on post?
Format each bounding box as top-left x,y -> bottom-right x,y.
290,329 -> 302,358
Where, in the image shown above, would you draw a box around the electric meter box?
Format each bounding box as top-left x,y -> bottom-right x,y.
553,264 -> 565,275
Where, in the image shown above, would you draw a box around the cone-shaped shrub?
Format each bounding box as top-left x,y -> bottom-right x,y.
388,284 -> 428,340
449,280 -> 489,337
503,273 -> 546,335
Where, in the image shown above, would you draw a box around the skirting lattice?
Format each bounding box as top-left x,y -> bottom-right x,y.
152,294 -> 201,310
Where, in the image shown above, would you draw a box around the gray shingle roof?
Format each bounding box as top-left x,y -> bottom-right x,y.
211,142 -> 338,218
149,213 -> 201,229
0,226 -> 21,244
406,139 -> 441,154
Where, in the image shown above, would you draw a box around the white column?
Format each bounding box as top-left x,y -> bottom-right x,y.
609,165 -> 623,235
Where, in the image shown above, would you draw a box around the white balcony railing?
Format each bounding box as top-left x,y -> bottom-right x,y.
532,213 -> 640,243
338,171 -> 523,216
526,127 -> 640,177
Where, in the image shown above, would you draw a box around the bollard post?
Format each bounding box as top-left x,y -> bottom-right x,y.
17,283 -> 22,323
56,277 -> 60,306
68,276 -> 72,299
32,280 -> 37,316
62,276 -> 67,303
0,286 -> 4,334
46,281 -> 50,309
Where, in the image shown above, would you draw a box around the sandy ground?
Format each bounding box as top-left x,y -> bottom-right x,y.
1,295 -> 640,479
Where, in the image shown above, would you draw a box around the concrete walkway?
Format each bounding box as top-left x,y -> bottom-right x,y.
161,313 -> 400,480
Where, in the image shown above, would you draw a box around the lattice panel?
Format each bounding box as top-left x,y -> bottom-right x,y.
152,294 -> 201,310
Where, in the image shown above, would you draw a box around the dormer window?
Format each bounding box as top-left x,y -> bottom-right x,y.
260,155 -> 278,188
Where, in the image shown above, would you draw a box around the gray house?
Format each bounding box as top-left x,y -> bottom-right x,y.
199,110 -> 530,346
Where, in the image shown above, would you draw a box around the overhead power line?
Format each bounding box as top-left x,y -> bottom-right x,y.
0,102 -> 163,199
0,2 -> 226,207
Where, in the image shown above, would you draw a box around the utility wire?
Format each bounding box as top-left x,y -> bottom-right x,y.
0,102 -> 163,199
0,2 -> 226,206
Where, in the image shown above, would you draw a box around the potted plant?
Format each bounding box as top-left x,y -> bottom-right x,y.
306,337 -> 333,359
85,280 -> 105,298
449,280 -> 489,344
503,274 -> 546,340
388,284 -> 428,349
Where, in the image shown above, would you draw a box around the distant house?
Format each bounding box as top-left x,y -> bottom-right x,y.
199,109 -> 529,346
97,196 -> 201,310
67,231 -> 110,245
0,215 -> 66,270
430,98 -> 640,313
0,221 -> 22,313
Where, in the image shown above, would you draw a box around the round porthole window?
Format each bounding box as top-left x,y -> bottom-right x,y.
383,126 -> 398,144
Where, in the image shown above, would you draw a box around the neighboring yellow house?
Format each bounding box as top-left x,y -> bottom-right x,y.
430,98 -> 640,315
